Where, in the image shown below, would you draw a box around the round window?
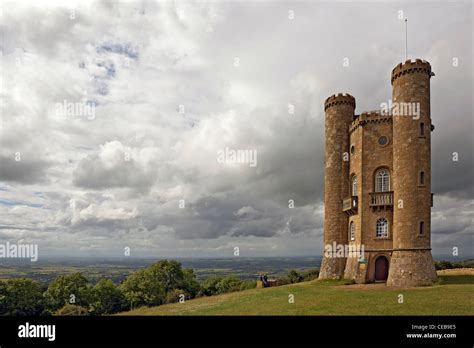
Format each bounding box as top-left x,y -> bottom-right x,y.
378,136 -> 388,146
350,145 -> 355,155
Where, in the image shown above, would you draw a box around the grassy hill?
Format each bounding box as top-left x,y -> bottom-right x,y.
119,275 -> 474,316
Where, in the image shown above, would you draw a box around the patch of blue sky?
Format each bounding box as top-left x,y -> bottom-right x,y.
0,199 -> 43,208
96,42 -> 139,59
96,60 -> 116,79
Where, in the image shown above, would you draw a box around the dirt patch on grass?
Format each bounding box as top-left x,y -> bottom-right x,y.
437,268 -> 474,276
333,283 -> 398,291
332,282 -> 437,291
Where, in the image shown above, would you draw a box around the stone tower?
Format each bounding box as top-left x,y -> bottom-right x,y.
319,60 -> 437,286
319,94 -> 355,279
387,60 -> 437,286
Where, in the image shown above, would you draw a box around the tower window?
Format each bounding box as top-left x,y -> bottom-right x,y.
375,169 -> 390,192
420,122 -> 425,136
351,175 -> 358,196
419,221 -> 424,235
349,221 -> 355,241
376,218 -> 389,238
419,171 -> 425,185
350,145 -> 355,155
378,136 -> 388,146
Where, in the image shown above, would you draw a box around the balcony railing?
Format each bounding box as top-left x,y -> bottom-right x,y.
369,191 -> 393,208
342,196 -> 358,215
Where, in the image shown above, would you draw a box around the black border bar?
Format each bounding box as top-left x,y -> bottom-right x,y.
0,316 -> 472,346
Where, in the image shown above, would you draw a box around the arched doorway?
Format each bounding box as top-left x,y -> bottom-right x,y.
375,256 -> 389,281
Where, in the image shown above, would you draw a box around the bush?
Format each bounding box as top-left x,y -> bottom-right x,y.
200,276 -> 245,296
216,276 -> 242,294
303,269 -> 319,281
287,270 -> 303,283
199,276 -> 221,296
165,289 -> 187,304
435,261 -> 464,270
239,280 -> 256,291
55,304 -> 88,316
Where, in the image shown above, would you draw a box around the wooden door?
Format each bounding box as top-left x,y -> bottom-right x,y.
375,256 -> 389,281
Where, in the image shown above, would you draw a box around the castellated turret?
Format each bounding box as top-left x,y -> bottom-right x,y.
319,94 -> 355,279
388,60 -> 437,286
319,60 -> 437,286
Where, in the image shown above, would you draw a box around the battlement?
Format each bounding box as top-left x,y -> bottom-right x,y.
360,110 -> 382,118
391,59 -> 432,85
349,110 -> 392,133
324,93 -> 356,111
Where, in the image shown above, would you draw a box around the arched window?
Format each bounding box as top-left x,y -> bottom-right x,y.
375,169 -> 390,192
351,175 -> 358,196
349,221 -> 355,241
376,218 -> 389,238
419,221 -> 424,235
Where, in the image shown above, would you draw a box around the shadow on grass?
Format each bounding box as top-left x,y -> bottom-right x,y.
437,275 -> 474,285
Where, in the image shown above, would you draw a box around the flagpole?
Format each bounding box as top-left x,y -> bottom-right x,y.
405,18 -> 408,60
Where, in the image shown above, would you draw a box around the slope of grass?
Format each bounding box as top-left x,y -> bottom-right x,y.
119,275 -> 474,316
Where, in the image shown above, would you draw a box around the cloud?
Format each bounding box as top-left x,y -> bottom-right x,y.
72,141 -> 158,191
0,1 -> 472,257
0,154 -> 50,184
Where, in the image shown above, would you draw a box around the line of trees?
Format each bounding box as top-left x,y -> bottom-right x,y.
0,260 -> 256,316
434,260 -> 474,270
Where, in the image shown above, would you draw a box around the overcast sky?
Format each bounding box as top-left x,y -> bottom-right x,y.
0,0 -> 472,259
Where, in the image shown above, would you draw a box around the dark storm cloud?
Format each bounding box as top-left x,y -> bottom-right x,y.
0,154 -> 50,184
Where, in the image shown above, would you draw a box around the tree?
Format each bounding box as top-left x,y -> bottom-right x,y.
181,269 -> 201,298
0,279 -> 45,315
121,268 -> 166,309
121,260 -> 187,308
44,273 -> 91,311
287,270 -> 303,284
147,260 -> 185,293
90,279 -> 124,315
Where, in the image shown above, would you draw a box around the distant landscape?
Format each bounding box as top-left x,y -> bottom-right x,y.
0,256 -> 323,284
0,255 -> 470,284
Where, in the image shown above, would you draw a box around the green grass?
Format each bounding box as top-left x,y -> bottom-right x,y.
119,275 -> 474,316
